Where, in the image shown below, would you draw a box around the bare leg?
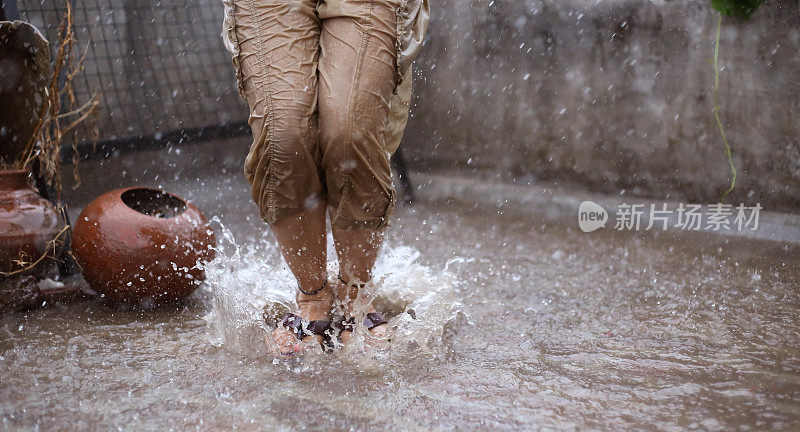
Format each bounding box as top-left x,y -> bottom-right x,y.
331,225 -> 389,344
331,225 -> 383,285
269,203 -> 334,356
273,204 -> 327,292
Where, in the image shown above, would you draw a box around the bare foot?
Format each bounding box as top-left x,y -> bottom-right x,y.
338,309 -> 389,346
335,279 -> 389,347
268,283 -> 334,357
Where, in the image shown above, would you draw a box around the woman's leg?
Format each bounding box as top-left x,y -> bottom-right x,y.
331,226 -> 389,342
272,206 -> 327,296
230,0 -> 331,355
317,0 -> 401,341
270,204 -> 333,354
331,226 -> 383,286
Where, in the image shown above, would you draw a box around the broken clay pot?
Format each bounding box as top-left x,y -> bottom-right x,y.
71,187 -> 216,308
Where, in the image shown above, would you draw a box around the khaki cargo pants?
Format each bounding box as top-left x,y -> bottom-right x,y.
221,0 -> 428,229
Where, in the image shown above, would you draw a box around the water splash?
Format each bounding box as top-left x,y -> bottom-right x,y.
200,218 -> 466,362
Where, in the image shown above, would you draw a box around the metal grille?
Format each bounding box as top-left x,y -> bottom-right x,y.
14,0 -> 248,152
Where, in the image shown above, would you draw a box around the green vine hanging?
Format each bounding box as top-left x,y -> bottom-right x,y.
708,0 -> 765,201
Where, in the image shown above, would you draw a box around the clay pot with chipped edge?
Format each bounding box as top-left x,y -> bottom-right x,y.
71,187 -> 216,308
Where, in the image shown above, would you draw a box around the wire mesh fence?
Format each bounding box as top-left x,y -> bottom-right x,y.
11,0 -> 248,155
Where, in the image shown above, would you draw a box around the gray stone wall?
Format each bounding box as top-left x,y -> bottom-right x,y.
403,0 -> 800,212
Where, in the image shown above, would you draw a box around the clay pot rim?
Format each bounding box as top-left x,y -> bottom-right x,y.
0,169 -> 30,175
110,186 -> 196,222
0,169 -> 30,187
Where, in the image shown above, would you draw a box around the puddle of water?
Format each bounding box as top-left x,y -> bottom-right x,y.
201,218 -> 466,365
2,177 -> 799,431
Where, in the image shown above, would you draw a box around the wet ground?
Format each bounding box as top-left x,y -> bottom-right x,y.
2,143 -> 800,431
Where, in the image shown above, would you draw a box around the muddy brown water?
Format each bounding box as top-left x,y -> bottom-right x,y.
1,174 -> 799,431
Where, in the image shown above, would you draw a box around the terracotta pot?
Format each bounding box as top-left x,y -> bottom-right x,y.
71,187 -> 216,308
0,169 -> 63,274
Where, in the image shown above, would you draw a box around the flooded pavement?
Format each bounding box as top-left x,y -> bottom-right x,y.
2,168 -> 799,431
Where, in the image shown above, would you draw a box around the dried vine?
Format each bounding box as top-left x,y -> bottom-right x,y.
0,224 -> 69,278
709,0 -> 764,201
13,1 -> 99,197
712,15 -> 736,201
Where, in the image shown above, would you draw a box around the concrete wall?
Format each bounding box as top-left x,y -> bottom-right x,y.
403,0 -> 800,212
20,0 -> 798,212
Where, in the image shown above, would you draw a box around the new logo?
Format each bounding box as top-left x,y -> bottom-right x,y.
578,201 -> 608,232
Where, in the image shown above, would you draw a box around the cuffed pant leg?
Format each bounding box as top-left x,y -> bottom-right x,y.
317,0 -> 400,230
233,0 -> 324,224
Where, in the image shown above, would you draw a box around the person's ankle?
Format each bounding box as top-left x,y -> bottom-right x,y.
336,273 -> 369,303
337,271 -> 371,286
297,280 -> 332,303
335,280 -> 357,305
